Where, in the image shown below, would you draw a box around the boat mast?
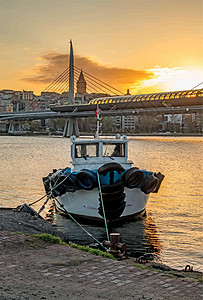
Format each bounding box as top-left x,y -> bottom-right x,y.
95,104 -> 102,138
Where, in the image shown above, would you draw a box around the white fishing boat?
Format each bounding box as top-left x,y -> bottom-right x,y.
43,108 -> 164,223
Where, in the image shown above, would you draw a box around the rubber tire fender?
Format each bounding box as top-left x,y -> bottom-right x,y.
152,172 -> 165,193
100,193 -> 126,209
98,201 -> 126,220
101,187 -> 124,200
76,169 -> 97,191
59,174 -> 77,188
98,162 -> 125,176
101,180 -> 124,193
100,191 -> 125,203
123,167 -> 144,188
141,174 -> 159,194
43,176 -> 51,194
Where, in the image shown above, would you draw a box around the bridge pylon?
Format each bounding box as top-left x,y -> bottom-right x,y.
8,122 -> 23,134
64,40 -> 79,137
63,118 -> 79,137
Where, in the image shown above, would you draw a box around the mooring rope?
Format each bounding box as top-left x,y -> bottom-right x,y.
28,170 -> 109,251
53,195 -> 107,251
37,194 -> 52,215
36,170 -> 72,214
29,194 -> 47,206
29,169 -> 70,208
97,172 -> 110,241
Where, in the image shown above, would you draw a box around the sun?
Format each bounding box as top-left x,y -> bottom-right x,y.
133,67 -> 203,93
167,70 -> 203,91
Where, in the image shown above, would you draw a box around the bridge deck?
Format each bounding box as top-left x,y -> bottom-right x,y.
50,92 -> 202,113
0,89 -> 202,121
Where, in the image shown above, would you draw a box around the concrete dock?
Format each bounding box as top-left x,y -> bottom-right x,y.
0,230 -> 202,300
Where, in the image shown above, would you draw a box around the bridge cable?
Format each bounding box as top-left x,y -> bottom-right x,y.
74,68 -> 121,95
44,69 -> 69,93
191,81 -> 203,90
43,67 -> 69,92
74,71 -> 109,95
74,68 -> 115,95
53,71 -> 70,93
74,69 -> 108,94
74,65 -> 125,95
45,69 -> 69,93
73,71 -> 106,94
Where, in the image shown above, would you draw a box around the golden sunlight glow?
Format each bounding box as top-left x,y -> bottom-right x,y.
130,67 -> 203,94
162,69 -> 203,91
0,0 -> 202,95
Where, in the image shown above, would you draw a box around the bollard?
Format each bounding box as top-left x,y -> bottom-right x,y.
103,233 -> 127,258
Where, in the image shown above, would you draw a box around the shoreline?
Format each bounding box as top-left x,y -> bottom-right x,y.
1,230 -> 202,300
0,132 -> 202,137
0,207 -> 202,282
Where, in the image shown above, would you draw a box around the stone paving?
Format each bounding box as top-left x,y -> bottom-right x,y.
0,231 -> 202,300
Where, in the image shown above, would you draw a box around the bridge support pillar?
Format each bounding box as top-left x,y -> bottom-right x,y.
63,118 -> 80,137
41,119 -> 46,128
8,122 -> 23,134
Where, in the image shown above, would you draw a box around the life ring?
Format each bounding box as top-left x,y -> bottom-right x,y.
122,167 -> 144,188
101,180 -> 124,193
98,162 -> 125,176
76,169 -> 97,191
141,174 -> 159,194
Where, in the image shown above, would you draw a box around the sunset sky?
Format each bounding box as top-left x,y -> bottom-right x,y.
0,0 -> 202,95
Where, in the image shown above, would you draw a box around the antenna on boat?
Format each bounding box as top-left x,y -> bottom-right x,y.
95,104 -> 102,138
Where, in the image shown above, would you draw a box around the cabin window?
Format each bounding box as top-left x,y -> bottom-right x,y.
75,143 -> 99,158
103,143 -> 125,157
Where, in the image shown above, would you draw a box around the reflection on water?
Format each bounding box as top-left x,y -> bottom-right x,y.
110,213 -> 162,259
53,209 -> 162,260
0,135 -> 202,271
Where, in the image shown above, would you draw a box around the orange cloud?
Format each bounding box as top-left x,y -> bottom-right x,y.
22,52 -> 154,93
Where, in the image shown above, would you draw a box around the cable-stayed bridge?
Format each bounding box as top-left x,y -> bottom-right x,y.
0,40 -> 202,135
43,65 -> 124,96
1,88 -> 202,120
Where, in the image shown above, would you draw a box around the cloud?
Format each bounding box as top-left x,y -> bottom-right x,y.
22,52 -> 154,93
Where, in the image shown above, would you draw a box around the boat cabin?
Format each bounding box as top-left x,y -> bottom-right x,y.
70,135 -> 133,172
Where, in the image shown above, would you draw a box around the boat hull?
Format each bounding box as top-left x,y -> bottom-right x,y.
54,187 -> 149,223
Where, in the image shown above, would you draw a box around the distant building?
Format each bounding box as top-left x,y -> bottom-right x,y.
0,89 -> 15,95
164,114 -> 183,125
75,70 -> 87,103
77,70 -> 86,94
41,91 -> 59,97
15,90 -> 34,101
115,115 -> 138,131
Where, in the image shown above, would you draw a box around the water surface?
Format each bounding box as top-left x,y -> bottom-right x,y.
0,135 -> 202,271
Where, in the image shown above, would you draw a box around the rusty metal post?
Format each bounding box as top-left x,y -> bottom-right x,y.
103,233 -> 126,258
110,233 -> 120,250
